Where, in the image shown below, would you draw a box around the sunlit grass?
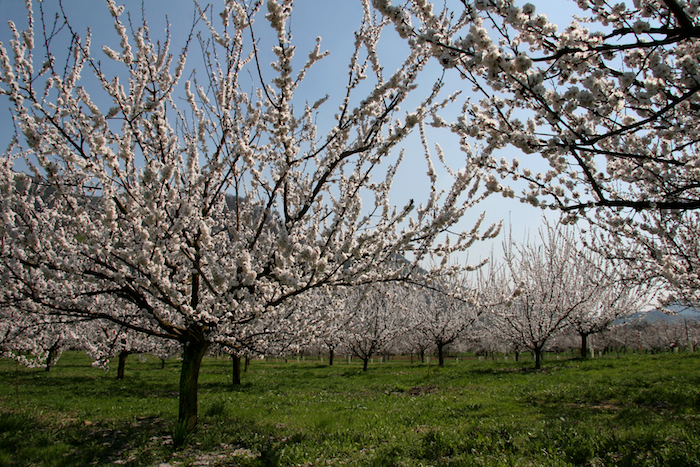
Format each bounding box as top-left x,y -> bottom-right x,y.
2,351 -> 700,466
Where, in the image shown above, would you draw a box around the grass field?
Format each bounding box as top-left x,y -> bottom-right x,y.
1,351 -> 700,466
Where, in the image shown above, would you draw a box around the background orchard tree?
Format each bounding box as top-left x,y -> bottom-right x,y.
303,290 -> 348,366
400,325 -> 432,363
562,233 -> 648,357
0,0 -> 498,434
597,324 -> 634,355
565,265 -> 645,358
625,318 -> 685,352
593,210 -> 700,305
409,274 -> 482,366
84,320 -> 179,379
486,223 -> 606,369
210,343 -> 251,386
682,318 -> 700,352
343,283 -> 408,371
223,289 -> 333,379
0,310 -> 83,370
376,0 -> 700,300
319,327 -> 345,366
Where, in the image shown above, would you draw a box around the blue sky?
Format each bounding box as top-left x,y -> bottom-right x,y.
0,0 -> 577,265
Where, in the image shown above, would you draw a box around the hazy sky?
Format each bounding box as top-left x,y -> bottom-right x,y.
0,0 -> 578,265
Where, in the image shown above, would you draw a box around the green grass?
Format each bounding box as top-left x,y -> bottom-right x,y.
2,352 -> 700,466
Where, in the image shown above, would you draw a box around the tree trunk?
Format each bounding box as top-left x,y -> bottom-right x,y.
362,357 -> 369,372
328,348 -> 334,366
232,355 -> 241,386
160,357 -> 166,369
178,338 -> 209,435
45,343 -> 59,372
437,343 -> 445,367
534,348 -> 542,370
244,355 -> 250,372
117,351 -> 129,380
685,319 -> 694,352
580,332 -> 589,359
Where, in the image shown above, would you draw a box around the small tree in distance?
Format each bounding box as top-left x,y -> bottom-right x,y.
565,246 -> 647,358
343,283 -> 408,372
486,222 -> 634,369
409,273 -> 482,366
0,311 -> 83,370
0,0 -> 498,435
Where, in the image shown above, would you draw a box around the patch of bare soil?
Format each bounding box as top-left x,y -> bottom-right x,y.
408,385 -> 439,396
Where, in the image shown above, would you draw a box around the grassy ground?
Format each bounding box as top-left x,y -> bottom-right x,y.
1,351 -> 700,466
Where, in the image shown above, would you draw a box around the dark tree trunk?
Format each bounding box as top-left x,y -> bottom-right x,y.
420,348 -> 425,363
362,357 -> 369,372
534,348 -> 542,369
580,332 -> 589,359
437,343 -> 445,367
514,351 -> 520,362
160,357 -> 166,369
178,337 -> 209,435
45,343 -> 59,372
328,348 -> 335,366
117,351 -> 129,380
232,355 -> 241,386
244,355 -> 250,372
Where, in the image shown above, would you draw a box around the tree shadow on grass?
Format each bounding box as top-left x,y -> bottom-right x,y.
2,406 -> 301,467
0,409 -> 173,466
16,372 -> 177,401
528,395 -> 700,466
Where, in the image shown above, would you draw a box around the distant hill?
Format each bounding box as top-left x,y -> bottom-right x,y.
616,304 -> 700,325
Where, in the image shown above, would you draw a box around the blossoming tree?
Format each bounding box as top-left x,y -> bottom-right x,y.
0,309 -> 84,370
342,282 -> 408,371
84,320 -> 181,378
0,0 -> 497,433
564,243 -> 647,357
408,274 -> 482,366
375,0 -> 700,299
486,223 -> 629,369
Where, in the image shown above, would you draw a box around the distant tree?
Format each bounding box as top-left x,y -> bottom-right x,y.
684,318 -> 700,352
486,223 -> 612,369
309,291 -> 349,366
593,211 -> 700,306
409,274 -> 482,366
0,0 -> 497,433
84,321 -> 179,379
565,242 -> 647,358
343,283 -> 408,371
0,310 -> 82,369
400,326 -> 432,363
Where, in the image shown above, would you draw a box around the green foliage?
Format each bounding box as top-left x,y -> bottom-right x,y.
1,352 -> 700,465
